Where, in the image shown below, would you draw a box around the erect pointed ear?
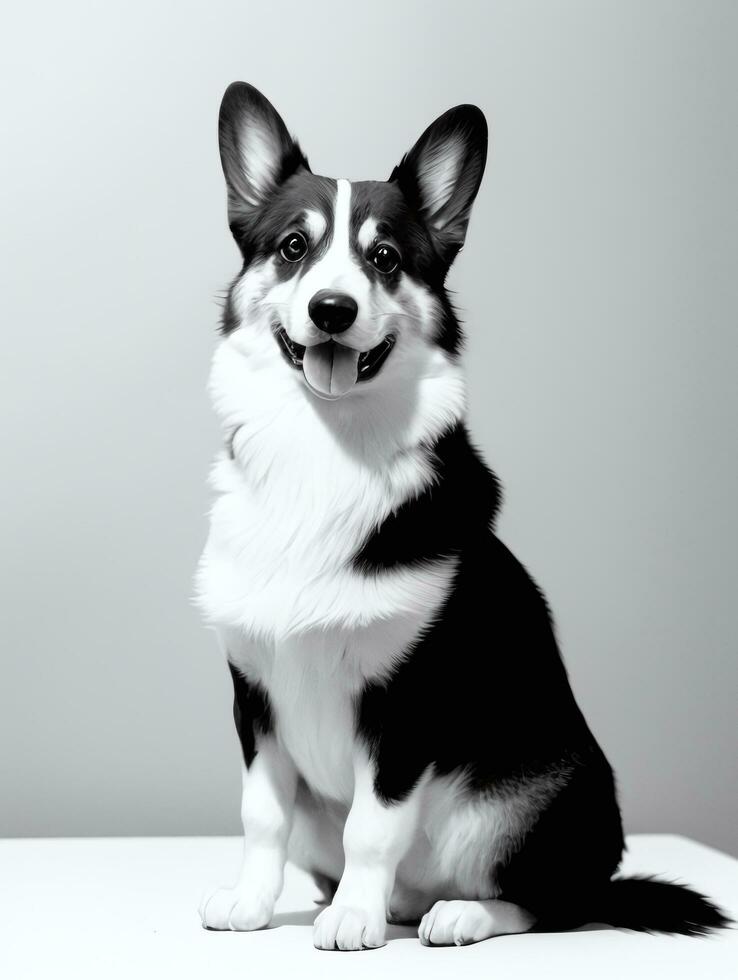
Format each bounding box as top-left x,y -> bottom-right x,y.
391,105 -> 487,259
218,82 -> 309,235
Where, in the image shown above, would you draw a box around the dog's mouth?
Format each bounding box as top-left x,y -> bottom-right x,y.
275,326 -> 396,400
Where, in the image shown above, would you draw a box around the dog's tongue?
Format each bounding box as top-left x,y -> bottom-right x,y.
302,342 -> 360,398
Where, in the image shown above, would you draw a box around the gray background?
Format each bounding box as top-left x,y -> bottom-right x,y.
1,0 -> 736,854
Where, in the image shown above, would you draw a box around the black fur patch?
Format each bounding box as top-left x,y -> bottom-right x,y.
235,171 -> 337,274
354,529 -> 602,801
220,171 -> 338,336
353,422 -> 627,918
228,661 -> 273,766
349,180 -> 464,352
353,423 -> 500,570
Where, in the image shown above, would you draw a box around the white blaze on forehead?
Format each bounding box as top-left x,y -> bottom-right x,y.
304,209 -> 327,242
333,178 -> 352,253
357,217 -> 378,252
303,178 -> 354,289
285,176 -> 383,348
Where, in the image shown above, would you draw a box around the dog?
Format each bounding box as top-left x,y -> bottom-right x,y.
195,82 -> 728,950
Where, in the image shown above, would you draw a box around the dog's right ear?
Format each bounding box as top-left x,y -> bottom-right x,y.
218,82 -> 308,236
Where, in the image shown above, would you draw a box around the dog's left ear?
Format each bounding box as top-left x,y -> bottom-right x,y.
218,82 -> 309,238
391,105 -> 487,259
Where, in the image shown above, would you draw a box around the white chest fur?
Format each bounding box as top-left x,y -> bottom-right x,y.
195,339 -> 462,642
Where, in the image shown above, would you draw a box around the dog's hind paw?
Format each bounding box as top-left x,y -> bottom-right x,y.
419,898 -> 536,946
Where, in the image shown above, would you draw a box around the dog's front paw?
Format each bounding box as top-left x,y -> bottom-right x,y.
313,903 -> 386,951
199,886 -> 274,931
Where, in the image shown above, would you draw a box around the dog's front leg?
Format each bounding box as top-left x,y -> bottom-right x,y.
200,734 -> 297,931
313,749 -> 425,951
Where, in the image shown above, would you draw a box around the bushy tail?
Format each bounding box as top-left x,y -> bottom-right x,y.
596,876 -> 731,936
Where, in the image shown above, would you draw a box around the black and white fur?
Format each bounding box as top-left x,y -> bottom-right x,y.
195,83 -> 728,949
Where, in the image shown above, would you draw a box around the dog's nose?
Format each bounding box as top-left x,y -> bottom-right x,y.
308,290 -> 358,335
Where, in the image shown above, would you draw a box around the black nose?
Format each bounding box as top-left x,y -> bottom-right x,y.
308,290 -> 358,335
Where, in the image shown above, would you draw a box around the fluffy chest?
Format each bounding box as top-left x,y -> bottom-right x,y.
196,414 -> 454,645
196,335 -> 467,640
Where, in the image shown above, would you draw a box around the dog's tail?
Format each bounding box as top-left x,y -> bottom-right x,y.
593,875 -> 731,936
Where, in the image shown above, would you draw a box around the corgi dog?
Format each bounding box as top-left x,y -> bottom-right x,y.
195,82 -> 727,950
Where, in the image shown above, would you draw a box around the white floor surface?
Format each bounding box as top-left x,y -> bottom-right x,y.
1,833 -> 736,978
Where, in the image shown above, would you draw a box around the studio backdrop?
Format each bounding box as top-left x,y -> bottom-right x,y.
1,0 -> 736,854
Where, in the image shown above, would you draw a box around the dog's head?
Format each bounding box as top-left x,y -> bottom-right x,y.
218,82 -> 487,403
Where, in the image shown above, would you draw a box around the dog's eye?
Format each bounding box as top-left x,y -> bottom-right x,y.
370,243 -> 401,275
279,232 -> 308,263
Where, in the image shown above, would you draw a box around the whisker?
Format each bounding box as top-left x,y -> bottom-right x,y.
368,312 -> 425,323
